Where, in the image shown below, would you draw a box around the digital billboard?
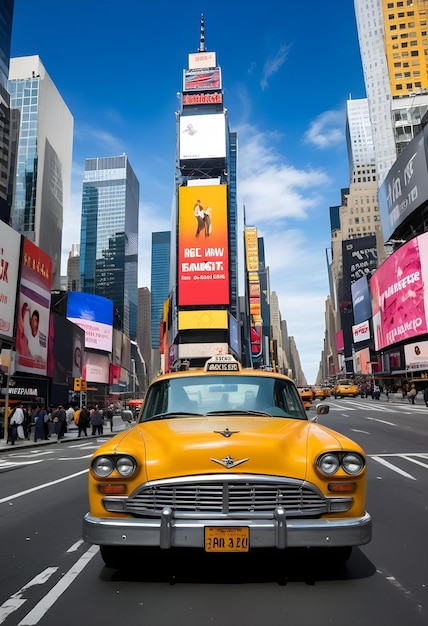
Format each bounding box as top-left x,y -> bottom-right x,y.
0,222 -> 21,340
351,276 -> 372,325
245,227 -> 262,359
179,114 -> 226,161
84,351 -> 110,384
371,231 -> 428,351
378,126 -> 428,242
67,292 -> 113,352
183,67 -> 221,91
178,185 -> 229,306
16,238 -> 52,375
404,340 -> 428,371
188,52 -> 217,70
183,92 -> 223,106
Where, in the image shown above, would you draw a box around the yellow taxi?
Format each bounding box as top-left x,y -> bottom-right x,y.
83,355 -> 371,569
297,386 -> 313,410
333,379 -> 359,398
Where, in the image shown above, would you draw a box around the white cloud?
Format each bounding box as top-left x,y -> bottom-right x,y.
303,109 -> 345,149
260,44 -> 290,90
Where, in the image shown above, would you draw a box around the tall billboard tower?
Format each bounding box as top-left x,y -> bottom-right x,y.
167,15 -> 239,370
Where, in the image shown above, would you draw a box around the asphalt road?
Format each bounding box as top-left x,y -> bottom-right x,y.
0,397 -> 427,626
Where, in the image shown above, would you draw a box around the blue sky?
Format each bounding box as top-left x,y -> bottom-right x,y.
10,0 -> 366,384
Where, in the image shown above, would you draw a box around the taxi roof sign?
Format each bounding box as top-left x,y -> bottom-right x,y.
204,354 -> 241,372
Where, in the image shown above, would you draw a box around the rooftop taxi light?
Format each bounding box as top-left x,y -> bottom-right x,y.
204,354 -> 241,372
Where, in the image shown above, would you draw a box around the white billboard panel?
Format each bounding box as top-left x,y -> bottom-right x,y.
188,52 -> 216,69
180,114 -> 226,160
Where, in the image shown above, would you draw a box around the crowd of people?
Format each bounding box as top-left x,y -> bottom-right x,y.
6,403 -> 116,444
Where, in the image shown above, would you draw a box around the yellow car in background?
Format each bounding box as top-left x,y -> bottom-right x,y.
297,386 -> 313,410
333,379 -> 359,398
83,355 -> 371,569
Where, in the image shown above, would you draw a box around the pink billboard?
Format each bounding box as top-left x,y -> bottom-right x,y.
16,239 -> 52,375
371,232 -> 428,350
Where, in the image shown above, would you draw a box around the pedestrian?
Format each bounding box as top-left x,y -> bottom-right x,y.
53,405 -> 67,440
66,404 -> 75,428
22,405 -> 31,439
373,385 -> 380,400
105,405 -> 114,432
90,406 -> 103,436
77,405 -> 90,437
408,383 -> 417,405
10,403 -> 25,444
34,405 -> 46,442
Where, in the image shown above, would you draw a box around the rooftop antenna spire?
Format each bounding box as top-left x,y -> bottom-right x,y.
198,13 -> 206,52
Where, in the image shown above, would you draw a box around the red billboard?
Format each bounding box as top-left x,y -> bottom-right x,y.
183,67 -> 221,91
178,185 -> 229,306
16,239 -> 52,375
371,231 -> 428,350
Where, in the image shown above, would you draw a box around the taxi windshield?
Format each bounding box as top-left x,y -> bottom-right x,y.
140,375 -> 308,421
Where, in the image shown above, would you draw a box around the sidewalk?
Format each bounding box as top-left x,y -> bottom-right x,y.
0,416 -> 129,453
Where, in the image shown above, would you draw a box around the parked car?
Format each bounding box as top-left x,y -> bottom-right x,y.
83,355 -> 372,569
333,379 -> 359,398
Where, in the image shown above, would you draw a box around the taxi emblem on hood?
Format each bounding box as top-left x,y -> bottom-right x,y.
211,455 -> 249,469
214,428 -> 239,438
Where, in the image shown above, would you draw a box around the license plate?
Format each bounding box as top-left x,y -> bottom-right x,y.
204,527 -> 249,552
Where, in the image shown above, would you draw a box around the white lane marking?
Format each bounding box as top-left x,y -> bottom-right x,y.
18,546 -> 99,626
0,568 -> 58,624
401,455 -> 428,469
379,568 -> 424,616
67,540 -> 84,553
365,416 -> 396,426
57,455 -> 94,460
351,429 -> 370,434
0,470 -> 88,504
371,456 -> 416,480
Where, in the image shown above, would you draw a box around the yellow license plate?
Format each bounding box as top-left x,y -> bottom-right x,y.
204,527 -> 249,552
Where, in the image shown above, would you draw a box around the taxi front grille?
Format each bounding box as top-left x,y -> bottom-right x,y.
124,480 -> 327,518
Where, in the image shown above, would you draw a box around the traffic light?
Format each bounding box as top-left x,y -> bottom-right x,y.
74,378 -> 81,391
81,379 -> 87,391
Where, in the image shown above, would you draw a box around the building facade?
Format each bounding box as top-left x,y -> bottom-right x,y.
8,55 -> 73,290
80,154 -> 139,339
0,0 -> 14,223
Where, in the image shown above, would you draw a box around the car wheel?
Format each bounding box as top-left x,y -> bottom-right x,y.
100,545 -> 131,569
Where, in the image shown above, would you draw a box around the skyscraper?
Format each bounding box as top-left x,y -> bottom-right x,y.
8,55 -> 73,289
0,0 -> 14,222
80,154 -> 139,339
354,0 -> 428,185
150,231 -> 171,351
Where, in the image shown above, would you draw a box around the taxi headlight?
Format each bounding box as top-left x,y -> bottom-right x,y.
92,456 -> 114,477
342,453 -> 365,475
317,453 -> 340,475
116,455 -> 137,477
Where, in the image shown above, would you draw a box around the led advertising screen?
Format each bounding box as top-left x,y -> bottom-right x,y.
352,319 -> 370,344
378,127 -> 428,242
179,114 -> 226,161
183,67 -> 221,91
404,340 -> 428,371
371,232 -> 428,351
0,222 -> 21,340
84,351 -> 110,384
178,185 -> 229,306
354,347 -> 371,374
67,292 -> 113,352
351,275 -> 372,325
16,238 -> 52,375
188,52 -> 217,70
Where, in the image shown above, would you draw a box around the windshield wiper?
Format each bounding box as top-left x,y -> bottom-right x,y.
205,409 -> 273,417
143,412 -> 202,422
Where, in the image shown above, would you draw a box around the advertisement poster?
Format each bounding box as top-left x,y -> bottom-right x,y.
178,185 -> 229,306
179,114 -> 226,161
67,292 -> 113,352
371,232 -> 428,351
16,239 -> 52,375
404,340 -> 428,371
0,222 -> 21,339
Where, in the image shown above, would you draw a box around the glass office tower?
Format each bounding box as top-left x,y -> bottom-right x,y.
8,55 -> 73,289
150,231 -> 171,349
80,155 -> 139,339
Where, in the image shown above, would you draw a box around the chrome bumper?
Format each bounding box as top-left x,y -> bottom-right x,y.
83,507 -> 372,549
